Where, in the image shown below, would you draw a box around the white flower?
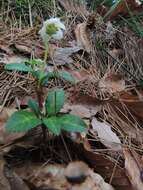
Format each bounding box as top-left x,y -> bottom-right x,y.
39,17 -> 66,42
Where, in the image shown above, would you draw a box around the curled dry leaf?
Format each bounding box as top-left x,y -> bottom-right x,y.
75,13 -> 102,53
123,148 -> 143,190
99,73 -> 125,94
91,117 -> 122,151
75,22 -> 92,53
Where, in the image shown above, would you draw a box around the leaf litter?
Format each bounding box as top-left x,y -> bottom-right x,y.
0,0 -> 143,190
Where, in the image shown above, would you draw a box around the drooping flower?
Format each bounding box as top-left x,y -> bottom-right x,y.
39,17 -> 66,42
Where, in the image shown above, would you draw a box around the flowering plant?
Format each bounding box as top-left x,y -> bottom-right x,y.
39,17 -> 66,63
4,17 -> 81,142
39,17 -> 66,42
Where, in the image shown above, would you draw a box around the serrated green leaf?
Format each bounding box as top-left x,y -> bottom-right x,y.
32,71 -> 49,85
5,111 -> 41,132
43,116 -> 61,135
45,89 -> 65,115
47,71 -> 75,84
28,99 -> 39,116
5,63 -> 32,72
58,71 -> 75,83
59,114 -> 87,132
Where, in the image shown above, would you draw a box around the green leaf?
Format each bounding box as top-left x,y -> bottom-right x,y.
32,71 -> 49,85
47,71 -> 75,84
43,116 -> 61,135
5,111 -> 41,132
45,89 -> 65,115
28,99 -> 39,116
59,114 -> 87,132
28,59 -> 44,66
58,71 -> 75,83
47,71 -> 58,79
5,63 -> 32,72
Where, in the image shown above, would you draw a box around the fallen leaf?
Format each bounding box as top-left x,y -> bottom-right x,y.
91,117 -> 122,151
0,156 -> 10,190
123,148 -> 143,190
75,22 -> 92,53
75,13 -> 102,53
4,165 -> 30,190
49,45 -> 81,65
0,121 -> 25,145
80,145 -> 133,189
112,91 -> 143,123
99,73 -> 125,94
64,68 -> 89,82
0,107 -> 16,122
10,42 -> 44,58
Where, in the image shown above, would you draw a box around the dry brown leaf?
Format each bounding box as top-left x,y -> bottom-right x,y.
91,117 -> 122,151
10,42 -> 44,58
64,68 -> 89,82
0,107 -> 16,122
61,103 -> 101,119
0,156 -> 10,190
75,22 -> 92,53
123,148 -> 143,190
4,165 -> 30,190
119,91 -> 143,122
0,121 -> 25,145
49,45 -> 81,65
99,73 -> 125,94
75,13 -> 102,52
80,146 -> 133,189
0,45 -> 27,65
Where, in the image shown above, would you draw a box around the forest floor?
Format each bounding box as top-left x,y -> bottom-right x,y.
0,1 -> 143,190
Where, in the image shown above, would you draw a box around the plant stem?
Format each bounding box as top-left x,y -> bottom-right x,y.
44,43 -> 49,64
36,83 -> 47,143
